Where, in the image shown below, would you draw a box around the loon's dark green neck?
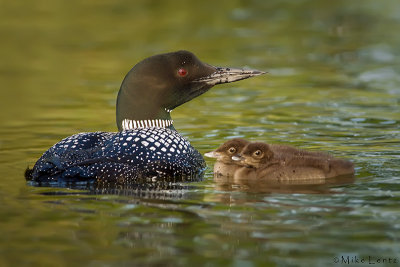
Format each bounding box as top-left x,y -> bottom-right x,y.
116,50 -> 266,131
116,74 -> 174,131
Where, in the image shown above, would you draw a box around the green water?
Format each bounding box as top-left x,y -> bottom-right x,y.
1,0 -> 400,266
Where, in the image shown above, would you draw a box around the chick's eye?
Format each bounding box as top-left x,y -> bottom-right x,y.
228,147 -> 236,154
178,68 -> 188,77
253,150 -> 262,157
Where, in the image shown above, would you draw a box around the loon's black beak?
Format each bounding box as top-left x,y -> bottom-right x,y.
193,67 -> 266,85
174,65 -> 265,111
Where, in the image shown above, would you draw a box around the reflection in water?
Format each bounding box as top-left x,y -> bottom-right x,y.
91,181 -> 198,199
213,173 -> 355,194
30,179 -> 199,199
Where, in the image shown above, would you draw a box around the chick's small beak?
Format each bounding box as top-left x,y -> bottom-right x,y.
204,151 -> 220,158
232,155 -> 244,161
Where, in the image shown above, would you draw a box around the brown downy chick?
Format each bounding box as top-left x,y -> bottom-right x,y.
234,142 -> 354,180
205,138 -> 250,177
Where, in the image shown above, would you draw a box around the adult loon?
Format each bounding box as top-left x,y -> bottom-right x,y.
26,50 -> 265,186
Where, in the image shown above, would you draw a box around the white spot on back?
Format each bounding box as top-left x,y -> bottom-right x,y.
141,141 -> 149,147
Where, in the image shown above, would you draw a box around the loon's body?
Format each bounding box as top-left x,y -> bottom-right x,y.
30,128 -> 205,184
27,51 -> 264,185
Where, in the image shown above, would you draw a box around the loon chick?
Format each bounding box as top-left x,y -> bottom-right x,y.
27,50 -> 265,186
233,142 -> 355,180
204,138 -> 249,177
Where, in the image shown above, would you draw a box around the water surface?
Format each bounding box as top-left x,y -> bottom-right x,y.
1,1 -> 400,266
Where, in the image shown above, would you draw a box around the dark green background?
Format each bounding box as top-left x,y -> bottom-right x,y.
1,0 -> 399,266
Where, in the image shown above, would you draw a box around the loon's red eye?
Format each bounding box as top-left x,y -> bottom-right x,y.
178,68 -> 188,77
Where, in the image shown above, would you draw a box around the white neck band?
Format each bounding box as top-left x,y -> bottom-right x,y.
121,119 -> 174,130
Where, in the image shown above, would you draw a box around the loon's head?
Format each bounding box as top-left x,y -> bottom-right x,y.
116,50 -> 265,131
233,142 -> 274,169
205,138 -> 250,164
